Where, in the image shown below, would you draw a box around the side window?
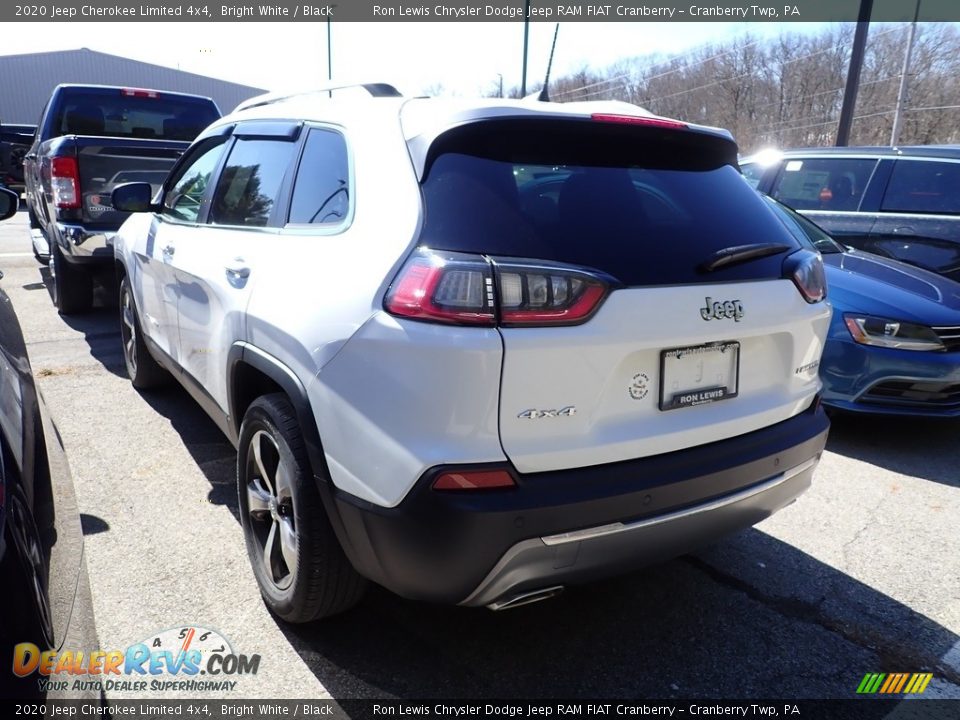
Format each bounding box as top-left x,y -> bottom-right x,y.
209,138 -> 296,227
287,129 -> 350,226
771,158 -> 876,211
162,140 -> 227,222
881,160 -> 960,215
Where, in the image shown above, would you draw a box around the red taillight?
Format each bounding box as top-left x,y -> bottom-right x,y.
384,249 -> 611,327
122,88 -> 159,98
432,469 -> 516,491
785,250 -> 827,304
591,113 -> 688,130
495,264 -> 608,326
51,156 -> 81,209
384,251 -> 496,326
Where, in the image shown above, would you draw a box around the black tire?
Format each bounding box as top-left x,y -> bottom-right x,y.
238,394 -> 366,622
50,244 -> 92,315
119,275 -> 167,389
28,205 -> 41,230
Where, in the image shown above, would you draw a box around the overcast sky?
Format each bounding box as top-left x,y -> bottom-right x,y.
5,21 -> 831,97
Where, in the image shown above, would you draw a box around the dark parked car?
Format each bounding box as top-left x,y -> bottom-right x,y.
741,146 -> 960,282
0,186 -> 96,699
764,194 -> 960,416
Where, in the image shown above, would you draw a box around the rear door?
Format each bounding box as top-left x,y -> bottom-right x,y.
867,157 -> 960,282
418,117 -> 830,474
169,122 -> 301,413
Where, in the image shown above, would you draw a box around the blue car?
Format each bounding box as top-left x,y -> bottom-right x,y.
765,196 -> 960,416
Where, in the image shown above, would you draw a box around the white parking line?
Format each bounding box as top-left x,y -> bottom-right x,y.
0,252 -> 34,258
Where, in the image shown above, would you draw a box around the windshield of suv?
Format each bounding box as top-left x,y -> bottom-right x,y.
420,119 -> 801,287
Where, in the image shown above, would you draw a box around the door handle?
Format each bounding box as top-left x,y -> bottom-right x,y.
892,226 -> 916,236
225,258 -> 250,279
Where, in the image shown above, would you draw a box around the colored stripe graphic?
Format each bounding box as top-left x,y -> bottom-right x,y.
857,672 -> 932,694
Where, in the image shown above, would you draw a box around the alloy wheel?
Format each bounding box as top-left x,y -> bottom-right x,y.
244,430 -> 297,591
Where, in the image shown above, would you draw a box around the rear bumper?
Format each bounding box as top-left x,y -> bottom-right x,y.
329,402 -> 829,606
53,223 -> 115,263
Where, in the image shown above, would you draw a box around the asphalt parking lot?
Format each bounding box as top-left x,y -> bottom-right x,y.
1,209 -> 958,703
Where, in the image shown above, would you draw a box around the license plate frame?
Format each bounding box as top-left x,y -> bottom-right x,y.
659,341 -> 740,411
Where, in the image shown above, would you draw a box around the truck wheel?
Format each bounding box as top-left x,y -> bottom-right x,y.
28,206 -> 40,230
119,276 -> 167,389
50,245 -> 92,315
238,394 -> 366,623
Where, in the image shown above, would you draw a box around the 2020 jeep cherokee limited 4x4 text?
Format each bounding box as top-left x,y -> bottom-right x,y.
111,85 -> 831,620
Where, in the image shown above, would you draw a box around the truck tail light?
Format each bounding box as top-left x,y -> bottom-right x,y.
51,156 -> 81,210
384,249 -> 611,327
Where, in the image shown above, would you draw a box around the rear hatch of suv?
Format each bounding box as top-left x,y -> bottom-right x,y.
402,113 -> 830,474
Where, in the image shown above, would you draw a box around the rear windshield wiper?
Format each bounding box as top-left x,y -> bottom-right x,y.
698,243 -> 793,273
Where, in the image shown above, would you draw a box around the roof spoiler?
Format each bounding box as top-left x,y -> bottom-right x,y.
235,82 -> 402,112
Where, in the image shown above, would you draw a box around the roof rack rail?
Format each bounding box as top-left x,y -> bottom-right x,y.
235,82 -> 403,112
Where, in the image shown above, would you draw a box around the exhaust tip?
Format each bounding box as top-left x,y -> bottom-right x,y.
486,586 -> 564,611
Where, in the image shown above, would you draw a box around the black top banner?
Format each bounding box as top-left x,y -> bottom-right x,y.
5,0 -> 960,22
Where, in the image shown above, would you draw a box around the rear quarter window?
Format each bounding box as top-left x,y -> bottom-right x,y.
286,128 -> 350,227
881,159 -> 960,215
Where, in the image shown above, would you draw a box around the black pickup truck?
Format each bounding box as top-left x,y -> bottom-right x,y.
24,84 -> 220,313
0,122 -> 35,194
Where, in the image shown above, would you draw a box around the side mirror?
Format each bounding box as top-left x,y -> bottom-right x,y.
112,182 -> 155,213
0,187 -> 18,221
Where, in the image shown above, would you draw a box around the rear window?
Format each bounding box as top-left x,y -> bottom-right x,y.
419,119 -> 799,287
881,160 -> 960,215
54,90 -> 219,141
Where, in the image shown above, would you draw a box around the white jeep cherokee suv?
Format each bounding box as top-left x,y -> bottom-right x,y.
111,84 -> 831,621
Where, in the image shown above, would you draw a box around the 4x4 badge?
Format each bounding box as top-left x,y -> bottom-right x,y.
700,297 -> 745,322
517,406 -> 577,420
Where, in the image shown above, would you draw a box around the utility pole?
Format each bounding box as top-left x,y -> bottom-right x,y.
497,73 -> 504,98
890,0 -> 921,146
327,12 -> 334,97
521,0 -> 530,97
836,0 -> 873,146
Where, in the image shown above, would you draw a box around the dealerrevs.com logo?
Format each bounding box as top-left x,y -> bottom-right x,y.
12,625 -> 260,693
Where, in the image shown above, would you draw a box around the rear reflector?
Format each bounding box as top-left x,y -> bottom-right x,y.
432,469 -> 516,491
591,113 -> 688,130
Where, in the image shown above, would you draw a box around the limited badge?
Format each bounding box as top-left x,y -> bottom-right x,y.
629,372 -> 650,400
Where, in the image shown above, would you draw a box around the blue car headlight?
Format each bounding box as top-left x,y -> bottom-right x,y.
843,314 -> 945,351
